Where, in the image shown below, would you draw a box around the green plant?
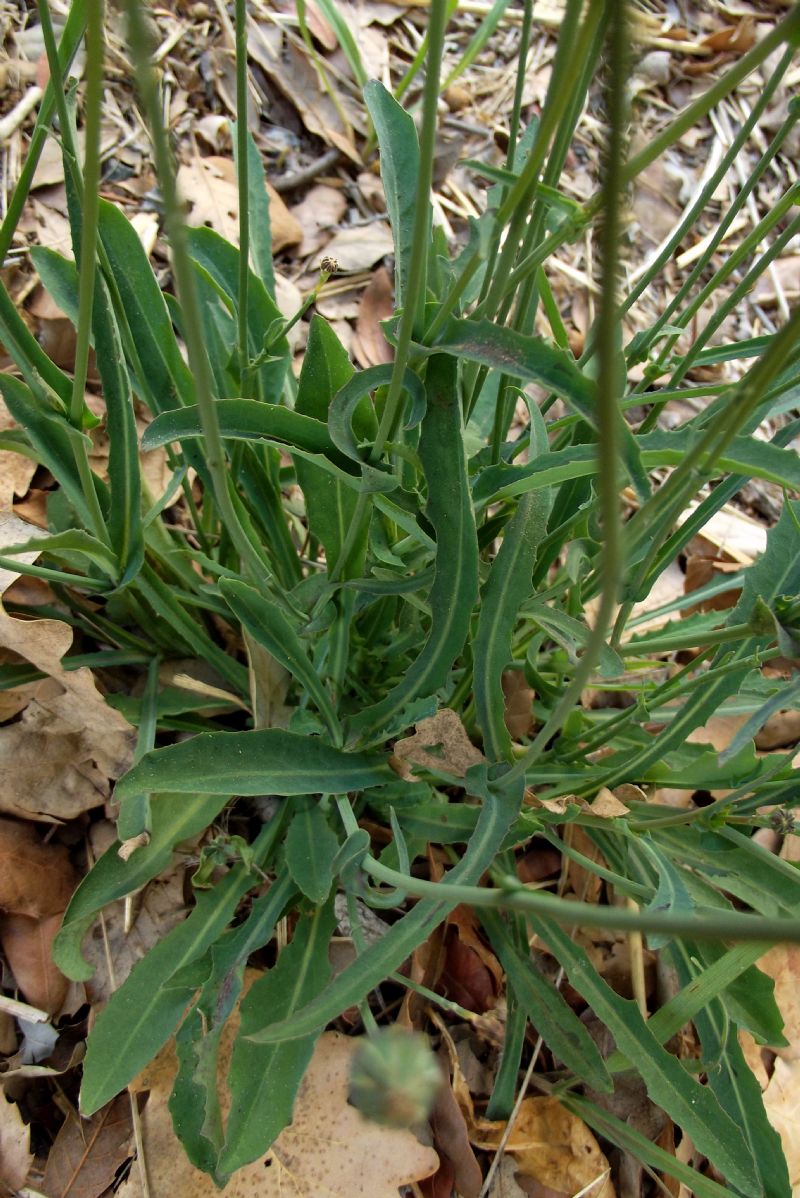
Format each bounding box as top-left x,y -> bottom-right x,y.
1,0 -> 800,1192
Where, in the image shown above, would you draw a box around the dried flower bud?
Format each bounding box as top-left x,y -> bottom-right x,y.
320,256 -> 339,274
348,1028 -> 441,1128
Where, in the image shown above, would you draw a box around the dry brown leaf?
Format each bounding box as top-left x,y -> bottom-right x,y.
79,867 -> 188,1003
590,788 -> 630,819
176,156 -> 301,252
353,266 -> 394,367
501,669 -> 534,740
679,503 -> 766,565
701,17 -> 756,54
0,1092 -> 32,1193
0,578 -> 135,819
761,1058 -> 800,1193
315,222 -> 394,273
0,410 -> 37,509
119,1028 -> 438,1197
247,30 -> 363,163
41,1094 -> 133,1198
392,709 -> 485,780
0,817 -> 77,917
290,184 -> 347,257
472,1098 -> 616,1198
0,911 -> 69,1013
425,1052 -> 482,1198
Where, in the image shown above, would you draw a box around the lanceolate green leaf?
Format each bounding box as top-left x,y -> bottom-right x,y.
349,355 -> 479,742
0,375 -> 104,531
474,430 -> 800,506
88,270 -> 143,582
0,277 -> 72,408
54,792 -> 229,980
0,529 -> 117,575
219,579 -> 341,742
114,729 -> 393,799
233,124 -> 275,297
427,317 -> 648,499
80,819 -> 282,1115
481,911 -> 612,1092
363,81 -> 419,310
285,803 -> 340,903
528,916 -> 760,1194
30,244 -> 143,580
294,315 -> 363,572
219,900 -> 337,1176
247,772 -> 522,1045
669,941 -> 791,1198
169,872 -> 296,1179
141,399 -> 344,462
96,199 -> 196,413
721,498 -> 800,663
474,489 -> 553,760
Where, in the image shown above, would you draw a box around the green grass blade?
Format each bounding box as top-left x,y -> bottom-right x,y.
529,916 -> 760,1194
220,579 -> 342,743
219,900 -> 337,1175
349,355 -> 479,742
474,490 -> 552,760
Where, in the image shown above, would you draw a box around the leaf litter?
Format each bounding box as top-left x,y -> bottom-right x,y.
2,0 -> 800,1194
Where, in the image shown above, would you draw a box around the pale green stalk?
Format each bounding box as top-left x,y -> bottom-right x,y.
37,0 -> 109,545
503,0 -> 627,788
123,0 -> 270,584
235,0 -> 250,386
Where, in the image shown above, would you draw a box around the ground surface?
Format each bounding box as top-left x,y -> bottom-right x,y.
1,1 -> 799,1196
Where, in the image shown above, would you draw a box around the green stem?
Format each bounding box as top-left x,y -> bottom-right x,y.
0,2 -> 86,263
373,0 -> 447,451
235,0 -> 249,386
69,0 -> 104,428
503,0 -> 627,788
122,0 -> 270,583
362,855 -> 800,944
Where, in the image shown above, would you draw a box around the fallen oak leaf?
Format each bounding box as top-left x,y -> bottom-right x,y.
392,709 -> 486,781
1,911 -> 69,1014
0,817 -> 77,917
176,155 -> 302,252
471,1097 -> 616,1198
0,1092 -> 33,1194
41,1094 -> 133,1198
118,1019 -> 438,1197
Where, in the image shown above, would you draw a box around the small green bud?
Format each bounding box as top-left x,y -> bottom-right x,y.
348,1028 -> 442,1128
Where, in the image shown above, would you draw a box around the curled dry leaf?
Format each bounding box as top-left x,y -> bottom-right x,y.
472,1098 -> 616,1198
353,266 -> 394,368
1,911 -> 69,1013
41,1094 -> 133,1198
0,817 -> 77,917
290,184 -> 347,257
761,1058 -> 800,1192
501,669 -> 535,741
392,709 -> 486,780
176,156 -> 302,252
118,1025 -> 438,1198
0,1092 -> 32,1194
314,221 -> 394,274
247,31 -> 363,163
0,553 -> 135,820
